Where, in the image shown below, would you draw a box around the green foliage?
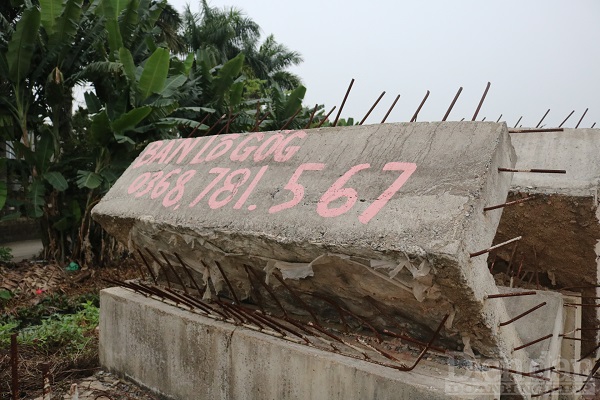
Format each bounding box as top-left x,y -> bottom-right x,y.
0,247 -> 12,262
0,0 -> 313,266
0,301 -> 99,350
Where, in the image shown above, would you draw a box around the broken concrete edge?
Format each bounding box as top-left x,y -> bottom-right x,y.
509,128 -> 600,197
91,122 -> 535,395
100,287 -> 507,400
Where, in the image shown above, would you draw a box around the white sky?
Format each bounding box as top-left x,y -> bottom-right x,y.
168,0 -> 600,128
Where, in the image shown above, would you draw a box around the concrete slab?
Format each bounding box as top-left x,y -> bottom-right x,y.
93,122 -> 520,359
493,129 -> 600,354
497,287 -> 564,365
100,287 -> 502,400
509,129 -> 600,197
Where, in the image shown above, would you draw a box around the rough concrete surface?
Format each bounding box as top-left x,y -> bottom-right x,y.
93,122 -> 522,360
493,129 -> 600,354
100,287 -> 502,400
509,129 -> 600,197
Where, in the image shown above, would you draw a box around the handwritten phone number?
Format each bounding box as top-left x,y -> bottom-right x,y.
127,162 -> 417,224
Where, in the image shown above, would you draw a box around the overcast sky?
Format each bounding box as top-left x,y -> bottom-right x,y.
168,0 -> 600,128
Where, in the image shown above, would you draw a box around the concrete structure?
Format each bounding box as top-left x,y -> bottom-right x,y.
493,129 -> 600,354
94,123 -> 600,398
93,122 -> 522,359
101,287 -> 504,400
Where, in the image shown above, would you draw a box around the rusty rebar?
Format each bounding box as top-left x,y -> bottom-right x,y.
254,311 -> 309,343
564,303 -> 600,307
42,363 -> 51,399
509,128 -> 564,133
481,117 -> 486,121
531,387 -> 560,397
382,329 -> 447,354
554,369 -> 600,379
271,272 -> 321,326
484,196 -> 535,211
359,91 -> 385,125
316,106 -> 336,128
186,113 -> 211,138
499,302 -> 546,326
506,241 -> 519,276
173,252 -> 205,296
304,104 -> 319,128
578,357 -> 600,393
136,249 -> 157,284
470,236 -> 522,258
145,248 -> 172,289
559,110 -> 575,128
561,284 -> 600,291
532,366 -> 555,374
535,109 -> 550,128
513,333 -> 553,351
381,94 -> 401,123
516,257 -> 524,280
244,264 -> 288,318
485,291 -> 536,299
578,343 -> 600,362
513,116 -> 523,128
11,333 -> 18,400
498,167 -> 566,174
410,90 -> 430,122
472,82 -> 490,121
204,113 -> 226,136
489,254 -> 497,273
442,87 -> 463,121
333,78 -> 355,127
307,293 -> 350,332
496,114 -> 502,123
483,364 -> 550,381
159,251 -> 188,294
575,108 -> 589,128
215,112 -> 240,136
592,122 -> 596,128
252,101 -> 261,129
212,260 -> 241,305
396,314 -> 449,372
252,111 -> 271,132
560,335 -> 596,342
281,107 -> 302,130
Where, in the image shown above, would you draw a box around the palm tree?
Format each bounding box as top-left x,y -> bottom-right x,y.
179,1 -> 302,90
245,34 -> 303,91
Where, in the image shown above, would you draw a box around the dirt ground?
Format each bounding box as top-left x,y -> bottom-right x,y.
1,259 -> 159,400
491,192 -> 600,353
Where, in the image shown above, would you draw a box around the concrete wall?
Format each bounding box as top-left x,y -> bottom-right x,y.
93,122 -> 523,358
100,287 -> 501,400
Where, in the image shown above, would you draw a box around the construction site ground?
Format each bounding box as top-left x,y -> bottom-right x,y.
0,258 -> 157,400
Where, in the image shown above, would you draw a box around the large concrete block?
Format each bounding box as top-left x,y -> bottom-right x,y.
493,129 -> 600,353
100,287 -> 502,400
93,122 -> 519,357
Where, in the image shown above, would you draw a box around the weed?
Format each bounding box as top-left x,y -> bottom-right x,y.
0,301 -> 99,352
0,246 -> 12,263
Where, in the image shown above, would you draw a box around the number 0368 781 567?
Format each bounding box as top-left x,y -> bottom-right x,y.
269,161 -> 416,224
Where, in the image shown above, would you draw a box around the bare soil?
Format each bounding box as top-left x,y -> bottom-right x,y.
491,192 -> 600,353
1,259 -> 158,399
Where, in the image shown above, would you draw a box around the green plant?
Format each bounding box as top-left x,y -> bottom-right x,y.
0,246 -> 12,262
0,317 -> 18,347
18,301 -> 99,351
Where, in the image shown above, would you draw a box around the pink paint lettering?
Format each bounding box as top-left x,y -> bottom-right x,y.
269,163 -> 325,214
230,133 -> 264,162
132,141 -> 163,168
205,134 -> 240,162
163,138 -> 202,164
316,164 -> 370,218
